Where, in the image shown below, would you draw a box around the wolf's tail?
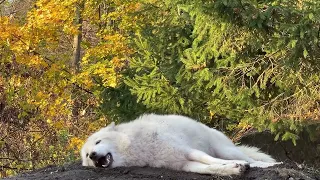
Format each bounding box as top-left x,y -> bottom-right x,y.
237,145 -> 276,163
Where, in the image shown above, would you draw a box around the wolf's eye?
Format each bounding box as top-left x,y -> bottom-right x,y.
95,140 -> 101,145
86,153 -> 89,157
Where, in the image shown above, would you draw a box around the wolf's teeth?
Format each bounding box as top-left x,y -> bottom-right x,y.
102,164 -> 108,168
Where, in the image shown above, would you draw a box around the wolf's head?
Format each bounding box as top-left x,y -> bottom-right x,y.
81,122 -> 122,168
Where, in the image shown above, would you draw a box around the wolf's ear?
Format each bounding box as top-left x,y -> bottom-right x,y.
102,121 -> 116,131
107,122 -> 115,129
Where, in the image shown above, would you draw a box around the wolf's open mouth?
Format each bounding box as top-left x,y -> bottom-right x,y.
95,153 -> 113,168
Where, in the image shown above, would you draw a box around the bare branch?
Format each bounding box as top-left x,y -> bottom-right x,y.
0,165 -> 31,171
0,0 -> 6,5
0,157 -> 32,162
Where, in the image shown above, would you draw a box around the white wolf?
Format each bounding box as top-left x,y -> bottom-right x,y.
81,114 -> 280,176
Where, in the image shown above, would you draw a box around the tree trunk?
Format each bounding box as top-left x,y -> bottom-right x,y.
71,1 -> 84,118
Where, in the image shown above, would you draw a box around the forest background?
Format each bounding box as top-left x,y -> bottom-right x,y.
0,0 -> 319,177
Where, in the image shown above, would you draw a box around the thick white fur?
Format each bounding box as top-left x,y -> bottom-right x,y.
81,114 -> 281,176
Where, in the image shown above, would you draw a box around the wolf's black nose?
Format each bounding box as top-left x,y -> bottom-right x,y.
89,152 -> 97,160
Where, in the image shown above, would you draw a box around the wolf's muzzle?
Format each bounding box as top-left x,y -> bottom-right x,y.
91,152 -> 113,168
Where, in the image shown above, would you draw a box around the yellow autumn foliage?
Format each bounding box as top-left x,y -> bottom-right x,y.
67,137 -> 84,154
0,0 -> 140,177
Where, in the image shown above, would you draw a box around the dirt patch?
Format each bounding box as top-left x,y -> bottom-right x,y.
3,160 -> 320,180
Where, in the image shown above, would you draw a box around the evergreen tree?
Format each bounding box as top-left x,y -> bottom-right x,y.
124,0 -> 320,143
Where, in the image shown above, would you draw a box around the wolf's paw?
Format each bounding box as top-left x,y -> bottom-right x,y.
237,162 -> 250,172
225,160 -> 249,166
250,161 -> 282,168
217,159 -> 249,167
227,163 -> 249,175
208,163 -> 249,176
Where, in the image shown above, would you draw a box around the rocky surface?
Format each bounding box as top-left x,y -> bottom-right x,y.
3,160 -> 319,180
4,131 -> 320,180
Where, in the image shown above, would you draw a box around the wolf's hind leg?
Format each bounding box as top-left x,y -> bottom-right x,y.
187,149 -> 249,166
214,147 -> 281,168
182,161 -> 246,176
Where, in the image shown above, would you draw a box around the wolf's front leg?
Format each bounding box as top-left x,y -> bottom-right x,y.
182,161 -> 247,176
